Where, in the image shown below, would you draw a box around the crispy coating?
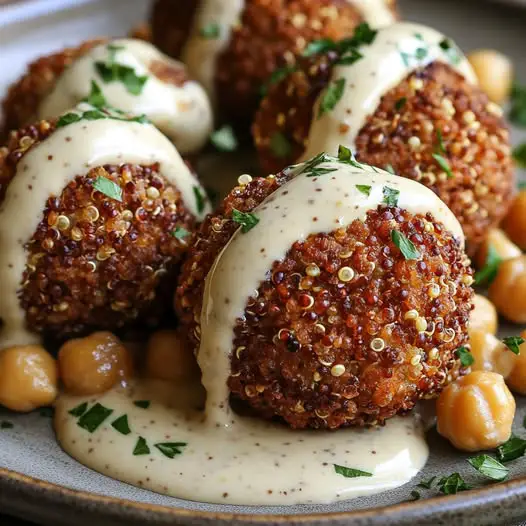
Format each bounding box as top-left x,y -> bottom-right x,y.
253,59 -> 514,253
176,170 -> 473,429
150,0 -> 398,126
1,120 -> 196,341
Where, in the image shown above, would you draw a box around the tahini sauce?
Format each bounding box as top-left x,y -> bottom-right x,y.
301,23 -> 478,161
0,112 -> 210,350
56,161 -> 464,505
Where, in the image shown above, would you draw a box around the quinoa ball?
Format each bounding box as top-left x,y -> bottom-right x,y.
253,30 -> 514,254
176,159 -> 474,429
0,116 -> 204,343
149,0 -> 398,126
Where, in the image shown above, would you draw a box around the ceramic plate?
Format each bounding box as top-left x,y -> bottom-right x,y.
1,0 -> 526,524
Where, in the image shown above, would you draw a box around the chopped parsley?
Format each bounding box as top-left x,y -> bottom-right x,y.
232,209 -> 259,233
417,476 -> 436,489
410,490 -> 421,501
456,346 -> 475,367
93,175 -> 123,202
303,38 -> 337,57
210,125 -> 238,152
56,105 -> 148,129
77,403 -> 113,433
133,436 -> 150,456
171,227 -> 190,240
382,186 -> 400,207
399,45 -> 428,67
513,143 -> 526,168
395,97 -> 407,111
333,464 -> 373,478
356,184 -> 372,197
154,442 -> 187,458
497,435 -> 526,463
83,80 -> 106,108
68,402 -> 88,417
338,145 -> 363,168
0,421 -> 13,429
261,65 -> 298,95
432,153 -> 453,179
301,152 -> 336,177
439,38 -> 462,65
502,336 -> 524,355
509,83 -> 526,127
391,230 -> 420,260
56,113 -> 82,127
436,129 -> 446,155
468,454 -> 509,481
200,22 -> 220,39
133,400 -> 151,409
474,244 -> 502,286
437,473 -> 471,495
318,78 -> 346,118
193,186 -> 206,215
111,414 -> 131,435
270,132 -> 292,159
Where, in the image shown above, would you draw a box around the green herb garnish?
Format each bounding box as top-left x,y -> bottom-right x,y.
270,132 -> 292,159
502,336 -> 524,355
193,186 -> 206,215
497,435 -> 526,462
318,78 -> 346,118
513,143 -> 526,168
232,209 -> 259,233
83,80 -> 106,108
468,454 -> 509,481
509,83 -> 526,127
417,476 -> 436,489
154,442 -> 187,458
0,421 -> 13,429
382,186 -> 400,207
391,230 -> 420,260
334,464 -> 373,478
439,38 -> 461,65
68,402 -> 88,417
56,106 -> 148,129
385,164 -> 395,174
111,414 -> 131,435
356,184 -> 372,196
474,244 -> 502,286
261,65 -> 298,95
172,227 -> 190,240
200,22 -> 220,39
436,129 -> 446,155
338,145 -> 363,168
210,125 -> 238,152
432,153 -> 453,179
56,113 -> 82,128
93,175 -> 123,202
437,473 -> 471,495
410,490 -> 421,501
456,346 -> 475,367
77,403 -> 113,433
395,97 -> 407,111
133,436 -> 150,455
133,400 -> 151,409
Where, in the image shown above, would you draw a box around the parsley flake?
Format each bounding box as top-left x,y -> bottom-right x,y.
301,152 -> 337,177
456,346 -> 475,367
172,227 -> 190,240
318,78 -> 346,118
438,473 -> 471,495
77,403 -> 113,433
391,230 -> 420,260
338,145 -> 363,168
436,129 -> 446,155
502,336 -> 524,355
262,65 -> 297,95
432,153 -> 453,179
68,402 -> 88,417
56,106 -> 148,129
439,38 -> 462,65
410,490 -> 421,501
270,132 -> 292,159
193,186 -> 206,215
133,436 -> 150,455
56,113 -> 82,128
513,143 -> 526,168
395,97 -> 407,111
303,38 -> 337,57
474,244 -> 502,286
93,175 -> 123,202
382,186 -> 400,207
111,414 -> 131,435
200,22 -> 220,39
417,475 -> 436,489
133,400 -> 151,409
232,209 -> 259,233
210,125 -> 238,152
510,83 -> 526,127
356,184 -> 372,197
468,454 -> 508,481
497,435 -> 526,462
83,80 -> 106,108
0,421 -> 13,429
334,464 -> 373,478
155,442 -> 187,458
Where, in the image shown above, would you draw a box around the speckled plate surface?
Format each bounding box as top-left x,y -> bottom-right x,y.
1,0 -> 526,525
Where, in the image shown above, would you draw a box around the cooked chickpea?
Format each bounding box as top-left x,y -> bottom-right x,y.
489,255 -> 526,323
58,331 -> 133,395
0,345 -> 58,412
502,191 -> 526,250
475,229 -> 521,269
146,330 -> 200,381
506,329 -> 526,395
467,49 -> 513,104
469,329 -> 515,378
437,371 -> 515,452
470,294 -> 498,335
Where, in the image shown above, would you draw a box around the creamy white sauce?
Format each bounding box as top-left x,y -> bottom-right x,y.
0,113 -> 210,349
301,22 -> 478,161
182,0 -> 245,104
38,39 -> 213,155
350,0 -> 396,28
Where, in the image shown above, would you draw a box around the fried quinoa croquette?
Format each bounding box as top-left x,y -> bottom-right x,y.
176,154 -> 474,429
149,0 -> 398,126
253,23 -> 514,253
0,109 -> 209,345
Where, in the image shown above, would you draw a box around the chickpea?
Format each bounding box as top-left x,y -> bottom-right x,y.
502,191 -> 526,250
437,371 -> 515,452
467,49 -> 513,104
469,329 -> 515,378
506,329 -> 526,395
475,229 -> 521,270
489,255 -> 526,323
58,331 -> 133,395
470,294 -> 498,335
0,345 -> 58,412
146,330 -> 200,382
